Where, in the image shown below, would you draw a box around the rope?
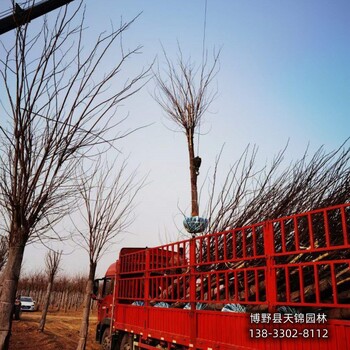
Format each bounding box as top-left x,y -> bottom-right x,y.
197,0 -> 208,156
201,0 -> 208,64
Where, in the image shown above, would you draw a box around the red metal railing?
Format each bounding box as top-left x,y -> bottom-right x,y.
117,203 -> 350,312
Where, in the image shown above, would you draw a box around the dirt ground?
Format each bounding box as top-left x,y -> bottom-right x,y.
10,310 -> 101,350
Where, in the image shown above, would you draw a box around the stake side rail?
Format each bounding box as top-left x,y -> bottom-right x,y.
113,203 -> 350,349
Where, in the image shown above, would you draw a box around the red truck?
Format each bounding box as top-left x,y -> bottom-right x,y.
93,203 -> 350,350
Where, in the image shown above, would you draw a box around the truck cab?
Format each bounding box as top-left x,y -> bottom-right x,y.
93,247 -> 147,348
93,261 -> 116,346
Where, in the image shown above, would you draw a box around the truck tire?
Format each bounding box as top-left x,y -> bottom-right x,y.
101,327 -> 111,350
120,333 -> 133,350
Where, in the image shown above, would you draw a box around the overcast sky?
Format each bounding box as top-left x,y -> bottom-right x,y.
1,0 -> 349,277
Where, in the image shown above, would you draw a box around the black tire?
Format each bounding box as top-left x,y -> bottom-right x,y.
101,327 -> 111,350
119,333 -> 133,350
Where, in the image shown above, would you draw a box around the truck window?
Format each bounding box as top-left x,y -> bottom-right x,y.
102,278 -> 114,297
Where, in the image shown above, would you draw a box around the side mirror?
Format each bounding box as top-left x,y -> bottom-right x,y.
91,279 -> 100,300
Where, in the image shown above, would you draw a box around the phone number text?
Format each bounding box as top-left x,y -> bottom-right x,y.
249,328 -> 328,339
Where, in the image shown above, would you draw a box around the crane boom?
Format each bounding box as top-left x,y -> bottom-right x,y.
0,0 -> 74,35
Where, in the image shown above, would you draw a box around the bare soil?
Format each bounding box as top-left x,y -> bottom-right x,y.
10,310 -> 100,350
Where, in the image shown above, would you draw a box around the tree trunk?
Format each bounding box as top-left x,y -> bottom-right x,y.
76,262 -> 96,350
38,279 -> 53,332
64,290 -> 69,313
57,291 -> 63,312
0,243 -> 25,350
187,132 -> 199,217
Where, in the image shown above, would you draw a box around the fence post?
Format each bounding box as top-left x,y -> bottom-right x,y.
264,221 -> 277,313
144,249 -> 150,306
189,237 -> 197,347
144,249 -> 150,335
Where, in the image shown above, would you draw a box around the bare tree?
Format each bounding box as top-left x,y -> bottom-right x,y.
207,140 -> 350,232
38,250 -> 62,332
196,141 -> 350,316
154,48 -> 219,217
0,1 -> 148,347
74,156 -> 145,350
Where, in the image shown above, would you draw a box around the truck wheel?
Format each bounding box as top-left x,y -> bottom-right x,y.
101,327 -> 111,350
120,333 -> 133,350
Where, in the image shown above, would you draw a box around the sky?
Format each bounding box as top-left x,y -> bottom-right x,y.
0,0 -> 349,277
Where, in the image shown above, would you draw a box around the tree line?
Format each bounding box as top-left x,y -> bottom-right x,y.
17,272 -> 93,313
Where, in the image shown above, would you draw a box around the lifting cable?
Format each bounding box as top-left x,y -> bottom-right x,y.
196,0 -> 208,157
